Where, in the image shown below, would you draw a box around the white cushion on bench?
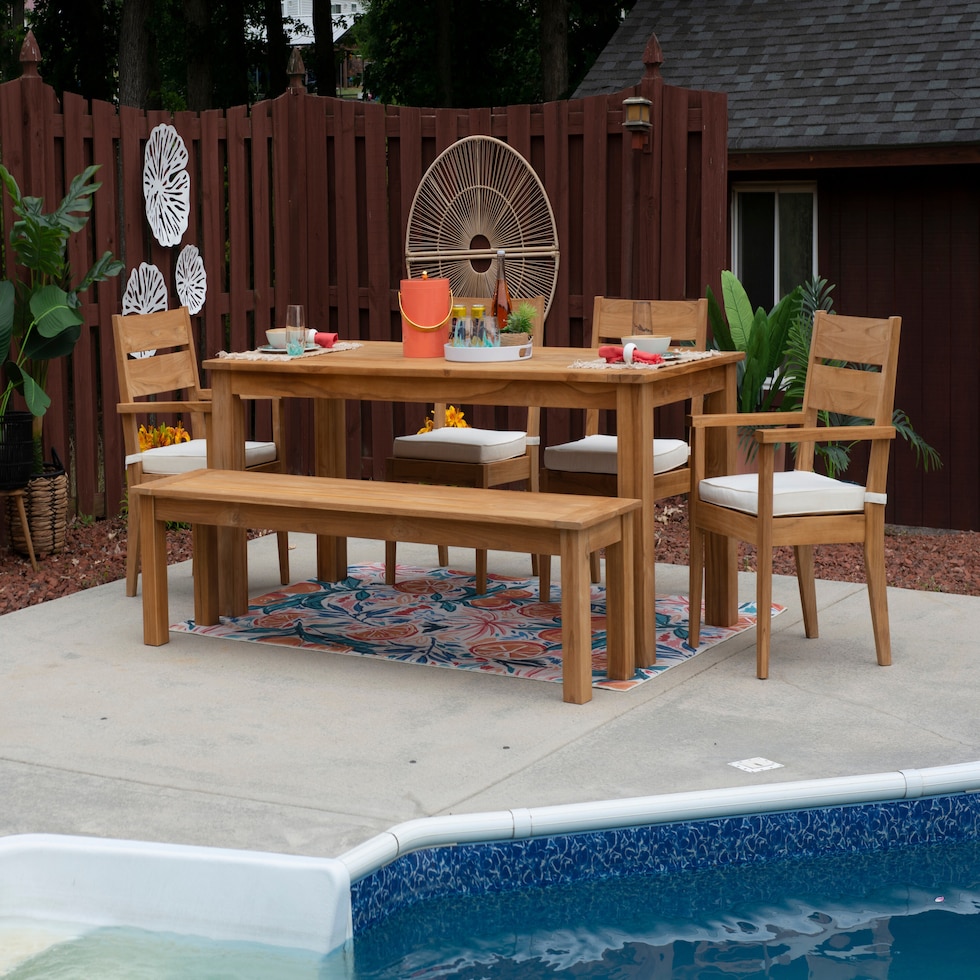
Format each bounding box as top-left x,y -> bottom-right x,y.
393,428 -> 527,464
543,434 -> 689,476
135,439 -> 278,475
699,470 -> 867,516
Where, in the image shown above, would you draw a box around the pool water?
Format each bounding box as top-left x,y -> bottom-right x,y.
346,839 -> 980,978
0,923 -> 330,979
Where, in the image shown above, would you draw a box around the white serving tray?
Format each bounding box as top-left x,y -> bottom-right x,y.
443,342 -> 533,362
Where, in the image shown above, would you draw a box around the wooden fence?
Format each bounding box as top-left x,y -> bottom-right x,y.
0,41 -> 728,521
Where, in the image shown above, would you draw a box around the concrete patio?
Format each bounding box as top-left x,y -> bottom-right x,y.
1,532 -> 977,860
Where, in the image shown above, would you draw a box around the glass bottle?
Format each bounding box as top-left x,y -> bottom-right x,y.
490,249 -> 512,335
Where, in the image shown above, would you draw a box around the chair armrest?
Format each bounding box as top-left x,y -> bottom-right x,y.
688,410 -> 806,430
756,424 -> 895,444
117,400 -> 213,414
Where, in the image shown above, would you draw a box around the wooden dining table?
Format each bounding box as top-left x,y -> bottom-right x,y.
203,341 -> 743,668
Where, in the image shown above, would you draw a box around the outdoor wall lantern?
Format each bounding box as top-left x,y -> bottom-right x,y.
622,96 -> 652,150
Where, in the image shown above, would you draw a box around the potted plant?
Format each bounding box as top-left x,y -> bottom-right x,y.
500,301 -> 537,346
0,163 -> 123,550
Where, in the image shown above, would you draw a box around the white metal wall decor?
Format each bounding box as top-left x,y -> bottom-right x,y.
120,263 -> 169,360
175,244 -> 207,314
405,135 -> 560,315
143,123 -> 190,248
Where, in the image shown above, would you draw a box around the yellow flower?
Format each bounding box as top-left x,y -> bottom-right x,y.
417,405 -> 469,434
138,421 -> 192,451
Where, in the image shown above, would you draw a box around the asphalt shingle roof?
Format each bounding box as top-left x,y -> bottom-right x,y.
575,0 -> 980,152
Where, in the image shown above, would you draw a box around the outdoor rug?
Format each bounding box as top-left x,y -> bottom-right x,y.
172,563 -> 782,692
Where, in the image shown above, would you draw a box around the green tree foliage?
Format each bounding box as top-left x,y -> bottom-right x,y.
356,0 -> 633,107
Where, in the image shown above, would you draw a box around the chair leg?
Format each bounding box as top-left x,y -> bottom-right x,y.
475,549 -> 488,594
589,550 -> 601,584
11,491 -> 38,572
794,544 -> 819,638
126,487 -> 142,597
756,546 -> 774,679
437,545 -> 449,567
865,511 -> 892,666
384,540 -> 397,585
539,553 -> 553,602
687,525 -> 705,648
276,532 -> 290,585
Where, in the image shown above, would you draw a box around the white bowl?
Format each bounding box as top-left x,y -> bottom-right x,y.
265,328 -> 287,348
622,334 -> 670,355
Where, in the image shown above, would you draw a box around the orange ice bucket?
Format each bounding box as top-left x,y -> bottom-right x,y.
398,275 -> 452,357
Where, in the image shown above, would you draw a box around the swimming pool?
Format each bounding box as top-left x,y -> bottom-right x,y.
3,762 -> 979,974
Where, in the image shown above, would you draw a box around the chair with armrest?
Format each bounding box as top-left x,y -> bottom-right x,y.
384,295 -> 546,593
538,296 -> 708,599
113,306 -> 289,597
687,309 -> 902,678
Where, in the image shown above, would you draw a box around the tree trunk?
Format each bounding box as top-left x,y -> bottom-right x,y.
264,0 -> 290,98
435,0 -> 452,107
118,0 -> 152,107
312,0 -> 336,96
225,0 -> 250,105
184,0 -> 212,110
540,0 -> 569,101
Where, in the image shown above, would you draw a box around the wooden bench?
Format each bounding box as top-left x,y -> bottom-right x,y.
131,469 -> 640,704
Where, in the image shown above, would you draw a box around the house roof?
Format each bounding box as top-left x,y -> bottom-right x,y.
575,0 -> 980,154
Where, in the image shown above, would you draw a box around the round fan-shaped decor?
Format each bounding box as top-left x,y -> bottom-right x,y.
405,136 -> 559,315
143,123 -> 190,247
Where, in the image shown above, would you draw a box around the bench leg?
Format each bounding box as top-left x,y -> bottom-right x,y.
140,496 -> 170,645
559,530 -> 592,704
603,517 -> 635,682
194,524 -> 220,626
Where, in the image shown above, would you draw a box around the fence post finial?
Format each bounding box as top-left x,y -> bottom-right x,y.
19,29 -> 42,79
287,46 -> 307,94
643,33 -> 663,78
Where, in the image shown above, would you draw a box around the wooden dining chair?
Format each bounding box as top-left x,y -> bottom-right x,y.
384,295 -> 546,593
112,307 -> 289,597
687,310 -> 902,678
537,296 -> 708,599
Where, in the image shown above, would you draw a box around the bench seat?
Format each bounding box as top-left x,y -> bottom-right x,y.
131,469 -> 640,703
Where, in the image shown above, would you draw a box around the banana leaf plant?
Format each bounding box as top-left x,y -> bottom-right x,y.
0,163 -> 123,468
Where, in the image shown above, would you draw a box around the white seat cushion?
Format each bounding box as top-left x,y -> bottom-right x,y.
138,439 -> 278,475
392,428 -> 527,464
543,433 -> 689,476
699,469 -> 867,516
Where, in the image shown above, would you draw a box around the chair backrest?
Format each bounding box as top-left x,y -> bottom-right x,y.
590,296 -> 708,349
585,297 -> 709,436
112,307 -> 208,458
798,310 -> 902,483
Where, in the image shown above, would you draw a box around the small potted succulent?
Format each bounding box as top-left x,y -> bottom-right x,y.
500,301 -> 537,346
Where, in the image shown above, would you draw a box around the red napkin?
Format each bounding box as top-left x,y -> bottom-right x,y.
598,344 -> 664,365
314,332 -> 339,348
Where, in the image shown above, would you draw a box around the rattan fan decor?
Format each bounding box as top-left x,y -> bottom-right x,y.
405,136 -> 559,315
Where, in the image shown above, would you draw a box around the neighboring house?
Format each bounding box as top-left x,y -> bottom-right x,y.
577,0 -> 980,532
282,0 -> 363,44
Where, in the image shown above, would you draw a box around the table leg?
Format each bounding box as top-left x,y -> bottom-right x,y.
617,385 -> 656,667
139,494 -> 170,646
603,515 -> 635,681
559,529 -> 592,704
702,363 -> 739,627
210,373 -> 249,616
193,523 -> 220,627
314,396 -> 348,580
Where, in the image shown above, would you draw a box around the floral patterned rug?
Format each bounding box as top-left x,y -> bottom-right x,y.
172,564 -> 780,692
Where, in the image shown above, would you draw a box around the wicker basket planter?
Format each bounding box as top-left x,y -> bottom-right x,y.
7,449 -> 68,557
500,332 -> 531,347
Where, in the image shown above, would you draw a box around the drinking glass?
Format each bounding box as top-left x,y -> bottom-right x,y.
285,305 -> 306,357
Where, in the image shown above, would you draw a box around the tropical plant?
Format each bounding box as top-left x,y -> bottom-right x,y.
706,269 -> 802,414
0,163 -> 124,466
781,275 -> 942,478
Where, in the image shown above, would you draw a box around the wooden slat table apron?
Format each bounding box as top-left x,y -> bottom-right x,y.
204,342 -> 744,668
132,469 -> 639,704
